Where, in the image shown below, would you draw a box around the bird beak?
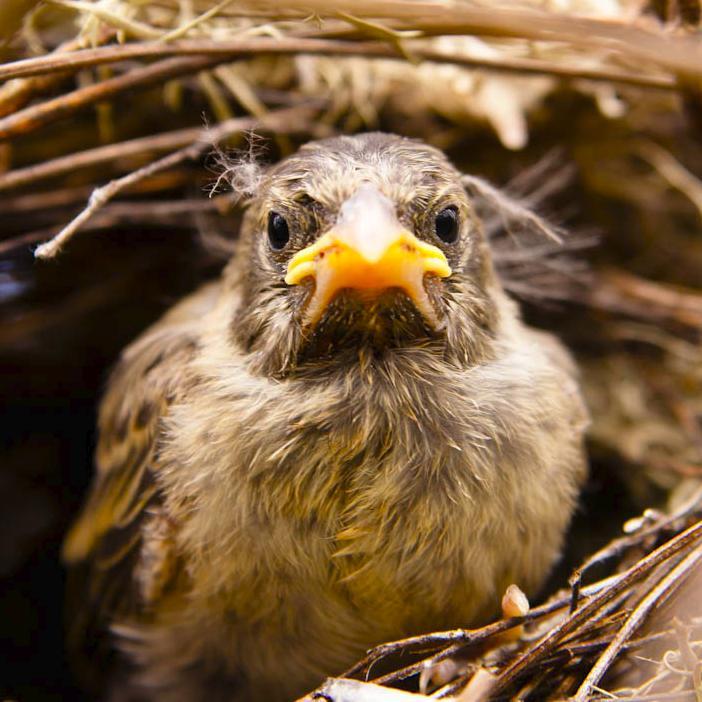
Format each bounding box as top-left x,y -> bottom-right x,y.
285,183 -> 451,326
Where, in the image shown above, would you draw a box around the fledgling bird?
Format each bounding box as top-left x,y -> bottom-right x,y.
64,132 -> 588,701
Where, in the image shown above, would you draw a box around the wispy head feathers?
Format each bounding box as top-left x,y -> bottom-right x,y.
209,131 -> 266,202
461,160 -> 594,305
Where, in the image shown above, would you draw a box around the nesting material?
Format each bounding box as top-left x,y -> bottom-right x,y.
1,0 -> 701,700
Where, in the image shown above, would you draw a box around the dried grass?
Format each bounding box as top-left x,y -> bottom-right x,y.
1,1 -> 701,700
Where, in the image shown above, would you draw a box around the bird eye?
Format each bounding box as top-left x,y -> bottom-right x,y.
435,207 -> 459,244
267,211 -> 290,250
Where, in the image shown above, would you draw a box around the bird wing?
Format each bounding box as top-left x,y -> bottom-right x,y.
62,286 -> 216,677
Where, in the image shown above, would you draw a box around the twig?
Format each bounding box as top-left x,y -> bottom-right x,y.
587,268 -> 702,331
596,693 -> 697,701
638,141 -> 702,220
461,175 -> 563,244
541,630 -> 674,665
569,484 -> 702,611
160,0 -> 239,42
345,573 -> 627,680
301,0 -> 702,78
0,38 -> 676,90
302,677 -> 430,701
573,541 -> 702,701
0,196 -> 222,255
0,31 -> 114,117
488,518 -> 702,697
32,156 -> 198,259
0,38 -> 368,81
369,643 -> 465,687
0,123 -> 221,192
24,0 -> 695,81
33,105 -> 315,259
0,55 -> 222,141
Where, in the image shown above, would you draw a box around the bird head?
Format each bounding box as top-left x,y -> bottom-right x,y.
230,133 -> 502,376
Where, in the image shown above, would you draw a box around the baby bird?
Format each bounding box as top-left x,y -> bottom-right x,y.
64,133 -> 588,701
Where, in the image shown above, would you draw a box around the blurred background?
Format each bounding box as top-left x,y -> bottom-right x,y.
1,1 -> 701,699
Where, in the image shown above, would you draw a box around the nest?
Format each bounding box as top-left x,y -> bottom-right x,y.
311,487 -> 702,701
1,1 -> 701,700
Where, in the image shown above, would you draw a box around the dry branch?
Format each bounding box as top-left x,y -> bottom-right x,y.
0,38 -> 676,90
0,55 -> 222,141
588,269 -> 702,333
491,519 -> 702,695
300,0 -> 702,76
0,123 -> 222,192
573,543 -> 702,700
32,104 -> 317,259
301,678 -> 429,701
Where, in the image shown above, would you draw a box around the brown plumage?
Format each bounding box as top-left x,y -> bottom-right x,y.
64,133 -> 588,701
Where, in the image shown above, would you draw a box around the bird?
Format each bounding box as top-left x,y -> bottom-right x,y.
63,132 -> 588,702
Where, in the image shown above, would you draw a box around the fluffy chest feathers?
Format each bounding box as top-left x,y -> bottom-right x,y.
158,313 -> 585,639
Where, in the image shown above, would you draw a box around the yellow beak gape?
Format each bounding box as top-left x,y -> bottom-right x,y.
285,184 -> 451,326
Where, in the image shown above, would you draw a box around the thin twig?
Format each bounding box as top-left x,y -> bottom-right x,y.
573,540 -> 702,701
0,200 -> 219,256
0,55 -> 222,141
33,105 -> 315,259
541,630 -> 674,665
638,141 -> 702,220
369,643 -> 465,687
0,123 -> 220,192
587,268 -> 702,331
160,0 -> 239,42
0,30 -> 114,117
569,484 -> 702,611
489,519 -> 702,697
345,573 -> 627,680
596,693 -> 697,701
32,157 -> 198,258
0,38 -> 676,90
14,0 -> 697,81
302,0 -> 702,77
